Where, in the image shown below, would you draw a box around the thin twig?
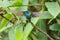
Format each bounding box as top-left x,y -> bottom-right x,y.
20,4 -> 42,6
30,21 -> 54,40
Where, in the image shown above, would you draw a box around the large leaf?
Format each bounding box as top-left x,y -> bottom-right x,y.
45,2 -> 60,18
0,14 -> 13,29
0,0 -> 14,7
14,24 -> 24,40
24,17 -> 40,40
45,2 -> 60,23
8,24 -> 24,40
49,24 -> 60,32
36,19 -> 48,40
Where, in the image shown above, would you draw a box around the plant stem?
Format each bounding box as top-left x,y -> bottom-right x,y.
9,4 -> 43,7
0,14 -> 14,24
30,21 -> 54,40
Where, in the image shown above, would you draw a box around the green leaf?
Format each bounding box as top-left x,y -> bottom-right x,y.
24,17 -> 39,40
49,24 -> 60,32
45,2 -> 60,18
0,0 -> 2,1
9,28 -> 16,40
58,0 -> 60,2
0,14 -> 13,29
14,24 -> 24,40
36,19 -> 47,31
20,0 -> 29,11
20,16 -> 26,23
56,19 -> 60,24
10,0 -> 22,7
36,19 -> 48,40
31,34 -> 38,40
0,24 -> 13,33
36,32 -> 47,40
9,24 -> 24,40
30,0 -> 38,4
0,0 -> 14,7
24,23 -> 33,40
40,11 -> 53,19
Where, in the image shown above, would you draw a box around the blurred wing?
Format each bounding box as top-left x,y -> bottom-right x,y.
32,12 -> 41,17
10,10 -> 24,16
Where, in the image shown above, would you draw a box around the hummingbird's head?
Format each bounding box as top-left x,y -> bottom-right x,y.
23,11 -> 31,19
24,11 -> 29,15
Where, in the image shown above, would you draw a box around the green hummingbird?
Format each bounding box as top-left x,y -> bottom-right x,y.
11,10 -> 41,22
0,10 -> 41,24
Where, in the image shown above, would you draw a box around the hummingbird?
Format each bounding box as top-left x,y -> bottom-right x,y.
11,10 -> 41,27
0,9 -> 41,24
10,10 -> 41,27
11,10 -> 41,22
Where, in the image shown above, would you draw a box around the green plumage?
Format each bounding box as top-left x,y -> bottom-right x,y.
24,11 -> 31,19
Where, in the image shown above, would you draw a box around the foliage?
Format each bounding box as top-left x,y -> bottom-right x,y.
0,0 -> 60,40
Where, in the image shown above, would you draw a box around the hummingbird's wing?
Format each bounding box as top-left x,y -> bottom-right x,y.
11,10 -> 24,16
32,12 -> 41,17
11,10 -> 41,17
